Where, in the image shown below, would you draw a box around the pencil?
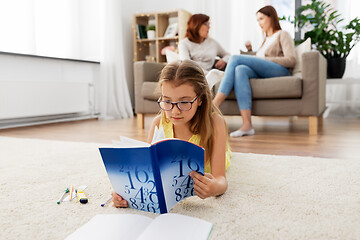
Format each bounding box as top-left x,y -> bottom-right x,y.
69,185 -> 73,201
101,196 -> 113,207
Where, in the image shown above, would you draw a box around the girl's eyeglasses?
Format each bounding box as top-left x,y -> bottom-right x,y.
158,96 -> 198,111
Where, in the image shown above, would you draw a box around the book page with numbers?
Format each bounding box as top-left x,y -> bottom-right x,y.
100,147 -> 162,213
154,139 -> 204,212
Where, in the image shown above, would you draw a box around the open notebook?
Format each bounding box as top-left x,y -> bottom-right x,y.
65,213 -> 213,240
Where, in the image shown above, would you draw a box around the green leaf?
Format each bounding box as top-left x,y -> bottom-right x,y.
293,0 -> 360,58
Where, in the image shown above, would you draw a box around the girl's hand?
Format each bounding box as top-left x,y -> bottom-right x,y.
111,192 -> 128,208
214,58 -> 227,70
190,171 -> 219,199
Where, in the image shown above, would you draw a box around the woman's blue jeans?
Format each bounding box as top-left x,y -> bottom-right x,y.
218,55 -> 290,110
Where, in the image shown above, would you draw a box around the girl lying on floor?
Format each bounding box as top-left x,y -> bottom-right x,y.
112,60 -> 231,207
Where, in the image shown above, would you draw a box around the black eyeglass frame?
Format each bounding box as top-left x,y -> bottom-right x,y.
157,96 -> 199,111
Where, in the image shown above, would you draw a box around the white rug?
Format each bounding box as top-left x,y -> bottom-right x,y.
0,137 -> 359,240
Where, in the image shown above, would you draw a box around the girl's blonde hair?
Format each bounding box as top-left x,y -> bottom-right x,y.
158,60 -> 227,165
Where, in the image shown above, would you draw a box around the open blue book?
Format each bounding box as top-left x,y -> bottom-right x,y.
99,133 -> 204,214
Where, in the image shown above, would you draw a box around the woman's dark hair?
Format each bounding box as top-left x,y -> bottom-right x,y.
185,14 -> 210,43
257,5 -> 282,31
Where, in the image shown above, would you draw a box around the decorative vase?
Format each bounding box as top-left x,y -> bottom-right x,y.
147,30 -> 155,39
327,57 -> 346,79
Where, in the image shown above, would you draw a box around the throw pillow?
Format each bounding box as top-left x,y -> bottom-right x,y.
292,38 -> 311,78
165,49 -> 180,63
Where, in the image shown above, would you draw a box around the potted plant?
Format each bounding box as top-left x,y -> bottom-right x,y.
293,0 -> 360,78
146,25 -> 156,39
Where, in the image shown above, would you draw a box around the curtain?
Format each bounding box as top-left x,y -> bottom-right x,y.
99,0 -> 133,119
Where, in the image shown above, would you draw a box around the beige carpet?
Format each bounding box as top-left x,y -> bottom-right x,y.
0,136 -> 359,240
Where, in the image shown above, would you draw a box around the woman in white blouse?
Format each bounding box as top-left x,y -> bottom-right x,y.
178,14 -> 230,87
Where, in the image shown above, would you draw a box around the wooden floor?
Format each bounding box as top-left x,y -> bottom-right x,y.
1,115 -> 359,160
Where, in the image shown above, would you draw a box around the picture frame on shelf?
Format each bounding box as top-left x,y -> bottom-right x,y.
164,23 -> 178,38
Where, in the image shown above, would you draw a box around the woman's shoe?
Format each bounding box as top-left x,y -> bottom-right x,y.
230,128 -> 255,137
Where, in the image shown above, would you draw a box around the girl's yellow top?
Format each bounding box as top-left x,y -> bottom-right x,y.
159,118 -> 231,173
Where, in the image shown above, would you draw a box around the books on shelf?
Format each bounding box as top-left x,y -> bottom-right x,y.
136,24 -> 148,39
65,213 -> 213,240
98,127 -> 205,214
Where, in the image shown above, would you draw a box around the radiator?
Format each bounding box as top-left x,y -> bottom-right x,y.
0,81 -> 91,119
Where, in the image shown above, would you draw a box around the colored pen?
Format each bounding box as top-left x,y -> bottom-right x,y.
57,188 -> 69,204
101,196 -> 113,207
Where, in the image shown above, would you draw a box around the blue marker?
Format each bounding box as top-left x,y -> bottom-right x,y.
101,196 -> 113,207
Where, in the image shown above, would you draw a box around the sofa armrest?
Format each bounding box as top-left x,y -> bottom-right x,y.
301,51 -> 327,115
134,61 -> 166,84
134,61 -> 166,114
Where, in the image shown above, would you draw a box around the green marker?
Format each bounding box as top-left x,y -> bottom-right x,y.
57,188 -> 69,204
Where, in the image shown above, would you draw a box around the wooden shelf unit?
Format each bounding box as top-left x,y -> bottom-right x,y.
133,9 -> 191,63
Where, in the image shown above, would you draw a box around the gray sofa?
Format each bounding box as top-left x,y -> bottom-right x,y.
134,51 -> 326,135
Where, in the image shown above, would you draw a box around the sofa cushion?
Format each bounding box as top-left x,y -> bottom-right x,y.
142,82 -> 161,100
292,38 -> 311,78
214,76 -> 303,100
